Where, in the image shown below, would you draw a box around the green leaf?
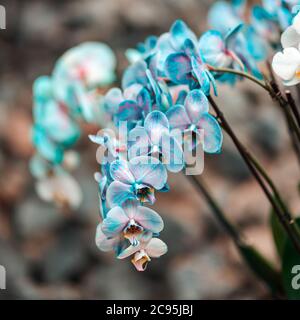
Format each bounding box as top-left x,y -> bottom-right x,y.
282,218 -> 300,299
270,209 -> 287,258
238,244 -> 282,294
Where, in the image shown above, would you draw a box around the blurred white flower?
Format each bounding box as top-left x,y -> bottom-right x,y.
36,172 -> 82,210
272,47 -> 300,85
273,12 -> 300,86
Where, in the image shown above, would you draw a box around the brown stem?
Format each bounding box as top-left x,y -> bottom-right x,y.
208,95 -> 300,255
186,174 -> 283,295
286,90 -> 300,129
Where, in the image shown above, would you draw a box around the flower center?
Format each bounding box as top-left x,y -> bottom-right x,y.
134,185 -> 154,202
124,219 -> 144,246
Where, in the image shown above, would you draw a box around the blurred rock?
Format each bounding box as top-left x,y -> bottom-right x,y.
2,110 -> 34,159
84,262 -> 151,299
168,246 -> 243,299
0,209 -> 12,240
0,240 -> 39,299
250,111 -> 283,157
208,145 -> 250,182
42,224 -> 90,283
15,196 -> 64,238
0,163 -> 29,205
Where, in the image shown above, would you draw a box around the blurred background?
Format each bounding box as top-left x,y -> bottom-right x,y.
0,0 -> 299,299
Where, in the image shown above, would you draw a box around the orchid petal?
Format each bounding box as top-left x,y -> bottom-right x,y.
110,159 -> 135,184
36,173 -> 82,209
106,181 -> 135,207
89,134 -> 105,145
272,47 -> 300,81
293,10 -> 300,34
137,87 -> 152,115
122,60 -> 148,89
197,113 -> 223,153
117,243 -> 140,259
175,89 -> 188,105
146,238 -> 168,258
184,89 -> 209,123
128,126 -> 151,159
170,20 -> 197,50
165,53 -> 192,84
32,126 -> 64,164
281,26 -> 300,48
156,33 -> 175,73
95,224 -> 118,252
191,57 -> 211,95
144,110 -> 169,145
166,105 -> 190,130
161,133 -> 184,172
104,88 -> 123,114
122,84 -> 142,101
133,206 -> 164,233
117,100 -> 142,123
101,206 -> 129,237
129,156 -> 167,190
199,30 -> 231,68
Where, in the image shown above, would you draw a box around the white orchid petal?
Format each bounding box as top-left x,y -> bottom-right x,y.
272,47 -> 300,81
281,26 -> 300,48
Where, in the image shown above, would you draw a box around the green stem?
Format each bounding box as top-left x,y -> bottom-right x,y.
208,66 -> 270,91
186,174 -> 283,295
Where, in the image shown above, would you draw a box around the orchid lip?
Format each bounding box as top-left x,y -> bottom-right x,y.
131,250 -> 151,271
188,124 -> 197,132
123,219 -> 144,246
134,185 -> 155,203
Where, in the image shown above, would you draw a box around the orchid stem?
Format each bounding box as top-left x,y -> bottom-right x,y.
210,65 -> 300,166
187,174 -> 241,244
208,66 -> 269,91
186,174 -> 283,295
286,90 -> 300,129
208,95 -> 300,255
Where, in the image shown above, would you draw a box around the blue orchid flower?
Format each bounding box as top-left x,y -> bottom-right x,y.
115,87 -> 153,129
101,199 -> 163,247
208,1 -> 268,67
51,42 -> 116,122
162,20 -> 217,95
128,110 -> 184,172
199,24 -> 264,83
261,0 -> 295,30
251,5 -> 281,46
33,76 -> 81,148
94,171 -> 109,219
121,60 -> 172,116
166,89 -> 223,153
126,36 -> 158,64
208,1 -> 243,35
32,125 -> 64,164
164,40 -> 217,95
89,129 -> 127,166
106,156 -> 167,207
122,60 -> 150,90
199,26 -> 245,84
117,236 -> 167,271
